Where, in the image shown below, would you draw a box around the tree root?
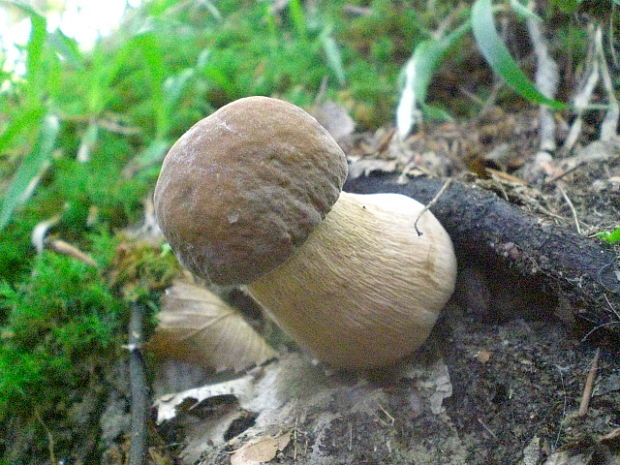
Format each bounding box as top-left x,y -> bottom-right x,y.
344,174 -> 620,342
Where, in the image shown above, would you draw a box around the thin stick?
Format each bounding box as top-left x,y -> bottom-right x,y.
414,178 -> 453,236
475,81 -> 502,123
128,304 -> 148,465
578,348 -> 601,417
557,184 -> 581,235
376,403 -> 395,425
48,239 -> 98,267
526,14 -> 559,153
595,24 -> 620,141
553,366 -> 568,450
561,26 -> 599,155
33,407 -> 57,465
545,162 -> 585,184
477,417 -> 498,440
603,293 -> 620,322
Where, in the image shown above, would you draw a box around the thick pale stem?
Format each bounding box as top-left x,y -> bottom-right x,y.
248,192 -> 457,369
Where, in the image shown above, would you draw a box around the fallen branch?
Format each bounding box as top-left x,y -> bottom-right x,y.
344,174 -> 620,339
128,304 -> 148,465
578,348 -> 600,417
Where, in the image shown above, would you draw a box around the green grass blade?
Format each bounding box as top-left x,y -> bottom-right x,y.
0,0 -> 39,16
0,106 -> 45,154
550,0 -> 580,14
412,21 -> 471,104
23,7 -> 48,106
202,0 -> 222,21
288,0 -> 308,41
133,138 -> 170,168
509,0 -> 542,21
87,42 -> 132,114
149,0 -> 186,16
397,21 -> 470,135
0,115 -> 60,231
320,28 -> 346,86
133,32 -> 168,138
597,227 -> 620,244
77,121 -> 99,163
471,0 -> 568,110
49,29 -> 84,69
421,103 -> 454,122
163,68 -> 195,115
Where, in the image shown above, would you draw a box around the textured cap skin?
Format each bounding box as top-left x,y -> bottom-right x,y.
153,96 -> 348,285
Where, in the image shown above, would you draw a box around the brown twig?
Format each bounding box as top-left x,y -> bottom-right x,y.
477,417 -> 498,440
556,184 -> 582,235
33,406 -> 57,465
578,348 -> 601,417
48,239 -> 98,267
128,304 -> 148,465
413,178 -> 452,236
545,162 -> 585,184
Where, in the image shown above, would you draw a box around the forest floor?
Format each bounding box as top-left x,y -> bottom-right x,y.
132,104 -> 620,465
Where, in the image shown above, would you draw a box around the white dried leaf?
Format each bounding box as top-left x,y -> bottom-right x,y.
156,375 -> 254,424
396,56 -> 421,139
31,213 -> 62,254
230,433 -> 291,465
404,355 -> 453,415
149,281 -> 276,373
347,159 -> 398,180
522,436 -> 540,465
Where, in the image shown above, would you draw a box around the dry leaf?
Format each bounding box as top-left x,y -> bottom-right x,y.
155,375 -> 254,423
149,281 -> 276,372
230,433 -> 291,465
486,168 -> 528,186
347,159 -> 398,180
474,350 -> 491,363
310,100 -> 355,142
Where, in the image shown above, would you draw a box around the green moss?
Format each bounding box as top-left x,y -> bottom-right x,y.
0,231 -> 179,460
0,252 -> 124,419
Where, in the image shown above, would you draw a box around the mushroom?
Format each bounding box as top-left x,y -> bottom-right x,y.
153,96 -> 457,369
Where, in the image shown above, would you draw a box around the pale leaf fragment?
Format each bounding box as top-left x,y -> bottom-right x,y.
149,281 -> 276,372
310,100 -> 355,142
230,433 -> 291,465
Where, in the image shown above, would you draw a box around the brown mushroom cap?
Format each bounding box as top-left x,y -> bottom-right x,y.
153,96 -> 348,285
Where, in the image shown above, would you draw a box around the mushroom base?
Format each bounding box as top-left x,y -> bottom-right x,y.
247,191 -> 457,369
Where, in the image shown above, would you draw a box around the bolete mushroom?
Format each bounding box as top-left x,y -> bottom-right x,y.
154,96 -> 457,369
